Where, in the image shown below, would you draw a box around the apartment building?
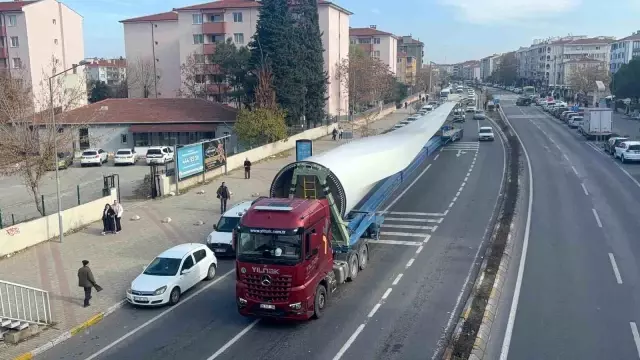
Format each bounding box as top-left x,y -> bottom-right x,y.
121,0 -> 351,118
349,25 -> 397,75
0,0 -> 86,112
434,63 -> 453,75
462,60 -> 480,81
480,54 -> 501,80
610,31 -> 640,74
85,57 -> 127,85
559,57 -> 608,87
398,35 -> 424,69
396,51 -> 416,86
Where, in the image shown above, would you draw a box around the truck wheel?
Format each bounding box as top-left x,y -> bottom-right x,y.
312,284 -> 327,319
346,253 -> 359,282
358,244 -> 369,271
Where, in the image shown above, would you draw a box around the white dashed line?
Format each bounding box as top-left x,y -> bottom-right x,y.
456,191 -> 461,196
368,303 -> 381,318
630,322 -> 640,358
381,288 -> 393,300
406,258 -> 415,268
333,324 -> 365,360
563,153 -> 569,161
416,245 -> 424,254
452,196 -> 458,202
392,273 -> 403,285
581,183 -> 589,196
592,208 -> 603,228
381,224 -> 436,230
384,217 -> 441,223
461,182 -> 467,187
380,211 -> 445,217
466,172 -> 471,177
443,209 -> 449,216
608,253 -> 623,284
380,231 -> 432,238
423,234 -> 431,243
369,239 -> 422,246
448,201 -> 455,208
434,154 -> 440,161
571,165 -> 579,176
464,176 -> 469,181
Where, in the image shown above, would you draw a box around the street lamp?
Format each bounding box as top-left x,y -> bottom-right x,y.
49,60 -> 89,243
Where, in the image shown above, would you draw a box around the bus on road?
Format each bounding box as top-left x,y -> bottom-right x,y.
440,88 -> 451,99
523,86 -> 535,97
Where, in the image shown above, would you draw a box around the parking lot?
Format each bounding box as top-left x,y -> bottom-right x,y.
0,158 -> 152,227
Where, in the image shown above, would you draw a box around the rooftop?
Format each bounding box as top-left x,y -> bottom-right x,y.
85,58 -> 127,68
350,26 -> 396,38
617,32 -> 640,42
48,98 -> 238,125
0,0 -> 36,12
120,11 -> 178,23
551,36 -> 615,45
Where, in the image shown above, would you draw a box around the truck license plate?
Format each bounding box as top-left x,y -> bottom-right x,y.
133,296 -> 146,301
260,304 -> 275,310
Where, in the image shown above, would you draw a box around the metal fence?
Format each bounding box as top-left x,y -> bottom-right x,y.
0,280 -> 53,327
0,178 -> 105,229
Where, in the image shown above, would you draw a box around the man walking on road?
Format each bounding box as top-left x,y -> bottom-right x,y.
112,200 -> 123,233
244,158 -> 251,179
216,182 -> 231,213
78,260 -> 101,308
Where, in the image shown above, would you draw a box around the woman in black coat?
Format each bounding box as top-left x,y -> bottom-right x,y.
101,204 -> 116,235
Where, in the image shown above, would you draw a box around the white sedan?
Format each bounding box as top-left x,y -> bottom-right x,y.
126,243 -> 217,306
466,106 -> 477,113
113,149 -> 137,165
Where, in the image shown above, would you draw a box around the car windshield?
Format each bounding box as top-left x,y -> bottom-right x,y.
479,128 -> 492,133
476,111 -> 484,115
216,216 -> 240,232
147,149 -> 162,155
628,145 -> 640,151
573,117 -> 583,121
82,151 -> 97,156
57,152 -> 67,159
238,232 -> 302,263
116,150 -> 131,155
143,257 -> 181,276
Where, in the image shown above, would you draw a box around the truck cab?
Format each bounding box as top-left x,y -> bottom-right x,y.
235,198 -> 337,320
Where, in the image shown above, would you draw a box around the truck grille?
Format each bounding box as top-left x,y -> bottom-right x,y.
242,274 -> 292,302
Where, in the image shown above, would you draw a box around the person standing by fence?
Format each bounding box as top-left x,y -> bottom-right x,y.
113,200 -> 123,234
216,182 -> 231,213
101,204 -> 115,235
244,158 -> 252,179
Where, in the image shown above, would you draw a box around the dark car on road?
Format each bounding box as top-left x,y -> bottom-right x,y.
516,97 -> 531,106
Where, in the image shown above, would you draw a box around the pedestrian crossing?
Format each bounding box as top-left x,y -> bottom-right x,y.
370,211 -> 444,246
442,142 -> 480,151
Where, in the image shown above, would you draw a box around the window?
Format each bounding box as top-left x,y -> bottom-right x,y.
193,249 -> 207,263
181,255 -> 194,271
358,38 -> 371,44
52,19 -> 56,25
11,58 -> 21,69
79,128 -> 90,149
234,33 -> 244,44
194,54 -> 205,63
54,39 -> 58,45
372,50 -> 380,59
195,74 -> 205,84
233,12 -> 243,22
209,14 -> 223,22
120,134 -> 127,144
373,38 -> 380,44
192,14 -> 202,24
10,36 -> 18,47
193,34 -> 204,44
8,15 -> 16,27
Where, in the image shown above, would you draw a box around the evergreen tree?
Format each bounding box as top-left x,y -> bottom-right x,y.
248,0 -> 304,125
293,0 -> 328,127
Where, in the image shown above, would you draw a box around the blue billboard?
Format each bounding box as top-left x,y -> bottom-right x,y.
296,139 -> 313,161
177,143 -> 204,180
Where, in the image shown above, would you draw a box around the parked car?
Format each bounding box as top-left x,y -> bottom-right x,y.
606,137 -> 629,155
114,149 -> 138,166
80,149 -> 108,167
614,141 -> 640,163
126,243 -> 218,307
478,126 -> 495,141
206,200 -> 254,257
568,116 -> 584,128
145,146 -> 174,165
473,110 -> 486,120
49,151 -> 73,170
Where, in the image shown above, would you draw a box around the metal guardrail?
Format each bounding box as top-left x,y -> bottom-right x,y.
0,280 -> 52,327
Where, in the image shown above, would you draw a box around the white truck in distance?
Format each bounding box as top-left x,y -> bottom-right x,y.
580,108 -> 612,139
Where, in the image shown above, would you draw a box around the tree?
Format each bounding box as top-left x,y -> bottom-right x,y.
492,52 -> 517,86
88,80 -> 112,103
0,58 -> 93,215
177,52 -> 207,99
211,38 -> 251,106
567,60 -> 610,97
612,58 -> 640,101
111,80 -> 128,98
127,57 -> 159,98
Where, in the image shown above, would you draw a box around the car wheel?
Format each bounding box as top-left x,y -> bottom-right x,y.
621,154 -> 626,163
358,244 -> 369,271
168,287 -> 181,306
312,284 -> 327,319
346,252 -> 359,282
205,263 -> 217,280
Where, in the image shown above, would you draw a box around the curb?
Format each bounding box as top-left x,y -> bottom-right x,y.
13,300 -> 126,360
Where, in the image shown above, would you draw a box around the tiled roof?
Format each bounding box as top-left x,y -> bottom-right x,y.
552,37 -> 614,45
47,98 -> 238,125
618,33 -> 640,42
175,0 -> 260,10
120,11 -> 178,23
0,0 -> 36,11
350,27 -> 395,37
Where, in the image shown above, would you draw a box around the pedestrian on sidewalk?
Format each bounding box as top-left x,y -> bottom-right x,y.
332,127 -> 338,141
338,127 -> 343,140
244,158 -> 252,179
113,200 -> 123,234
101,204 -> 115,235
216,182 -> 231,213
78,260 -> 102,308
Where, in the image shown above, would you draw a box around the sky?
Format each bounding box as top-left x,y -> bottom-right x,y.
71,0 -> 640,64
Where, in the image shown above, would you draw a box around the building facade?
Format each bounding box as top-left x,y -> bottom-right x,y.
396,51 -> 416,86
480,54 -> 500,81
610,31 -> 640,74
349,25 -> 397,75
0,0 -> 86,112
121,0 -> 351,118
461,60 -> 480,81
85,57 -> 127,85
397,35 -> 424,69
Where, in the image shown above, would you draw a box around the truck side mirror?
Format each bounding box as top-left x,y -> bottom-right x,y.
213,224 -> 218,230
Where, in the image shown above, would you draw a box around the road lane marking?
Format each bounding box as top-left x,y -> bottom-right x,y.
392,273 -> 403,285
381,288 -> 392,300
406,258 -> 415,268
423,234 -> 431,243
207,319 -> 260,360
592,208 -> 603,228
369,239 -> 422,246
580,183 -> 589,195
379,211 -> 445,217
85,268 -> 236,360
434,154 -> 440,160
584,141 -> 640,190
380,231 -> 431,237
571,165 -> 579,176
608,253 -> 623,284
416,245 -> 424,254
382,224 -> 436,230
563,153 -> 569,161
456,191 -> 461,196
333,324 -> 365,360
631,322 -> 640,358
448,201 -> 455,208
382,164 -> 432,212
368,303 -> 381,318
452,196 -> 458,202
384,217 -> 442,223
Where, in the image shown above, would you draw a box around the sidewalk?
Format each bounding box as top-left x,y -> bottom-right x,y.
0,107 -> 415,358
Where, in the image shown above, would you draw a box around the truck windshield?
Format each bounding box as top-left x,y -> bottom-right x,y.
237,232 -> 302,262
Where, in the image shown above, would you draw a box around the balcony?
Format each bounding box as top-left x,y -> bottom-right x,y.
203,43 -> 217,55
202,21 -> 226,34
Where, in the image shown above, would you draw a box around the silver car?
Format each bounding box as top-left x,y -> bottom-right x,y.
473,110 -> 486,120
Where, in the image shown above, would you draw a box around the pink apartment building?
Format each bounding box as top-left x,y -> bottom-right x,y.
120,0 -> 352,119
0,0 -> 86,112
349,25 -> 398,76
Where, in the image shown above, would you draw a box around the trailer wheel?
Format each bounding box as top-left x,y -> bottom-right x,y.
346,253 -> 359,282
358,244 -> 369,271
312,284 -> 327,319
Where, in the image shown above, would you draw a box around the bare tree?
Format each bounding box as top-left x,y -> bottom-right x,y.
0,57 -> 95,215
567,60 -> 611,97
127,57 -> 159,98
177,52 -> 207,99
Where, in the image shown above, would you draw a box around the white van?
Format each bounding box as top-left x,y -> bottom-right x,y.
205,200 -> 254,256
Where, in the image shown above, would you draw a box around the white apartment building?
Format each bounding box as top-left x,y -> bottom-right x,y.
0,0 -> 86,112
559,58 -> 608,88
121,0 -> 351,119
85,57 -> 127,85
349,26 -> 397,75
610,31 -> 640,74
462,61 -> 480,81
480,54 -> 500,81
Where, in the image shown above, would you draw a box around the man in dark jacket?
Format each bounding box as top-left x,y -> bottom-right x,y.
216,182 -> 231,213
243,158 -> 251,179
78,260 -> 98,307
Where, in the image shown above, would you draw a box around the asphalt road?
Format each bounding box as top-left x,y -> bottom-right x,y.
485,91 -> 640,360
36,106 -> 506,360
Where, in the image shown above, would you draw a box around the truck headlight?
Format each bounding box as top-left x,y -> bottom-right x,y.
154,286 -> 167,295
289,302 -> 302,310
